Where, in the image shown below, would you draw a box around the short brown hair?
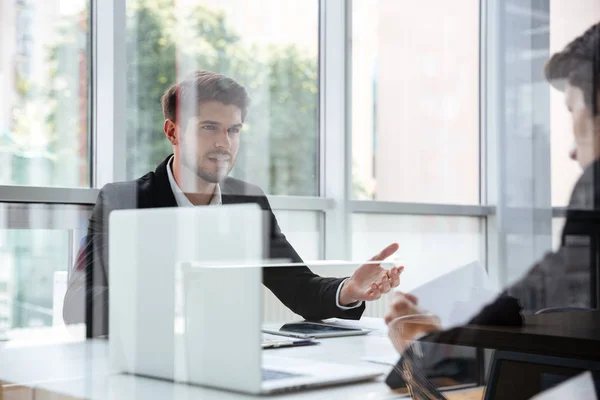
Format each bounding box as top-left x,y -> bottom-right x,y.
161,70 -> 250,124
545,21 -> 600,115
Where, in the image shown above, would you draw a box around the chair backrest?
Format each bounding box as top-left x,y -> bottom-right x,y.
535,306 -> 594,315
484,350 -> 600,400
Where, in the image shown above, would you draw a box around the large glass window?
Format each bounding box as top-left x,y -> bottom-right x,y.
0,203 -> 90,335
272,210 -> 322,261
125,0 -> 320,196
352,214 -> 483,290
351,0 -> 480,204
0,0 -> 91,187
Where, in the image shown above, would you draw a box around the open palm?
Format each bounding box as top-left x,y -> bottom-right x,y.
339,243 -> 403,305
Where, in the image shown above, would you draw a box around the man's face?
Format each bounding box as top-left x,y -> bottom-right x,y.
178,101 -> 243,183
565,83 -> 599,169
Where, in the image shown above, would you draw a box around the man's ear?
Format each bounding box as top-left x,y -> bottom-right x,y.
164,119 -> 178,145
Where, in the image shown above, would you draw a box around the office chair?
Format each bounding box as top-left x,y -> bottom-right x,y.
535,306 -> 594,315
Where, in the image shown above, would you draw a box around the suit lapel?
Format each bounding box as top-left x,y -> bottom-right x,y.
221,180 -> 245,205
151,158 -> 262,208
152,155 -> 178,208
221,179 -> 261,207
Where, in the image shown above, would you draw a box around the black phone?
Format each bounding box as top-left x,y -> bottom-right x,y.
277,321 -> 370,338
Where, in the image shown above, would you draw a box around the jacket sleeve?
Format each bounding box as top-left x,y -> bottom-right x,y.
63,188 -> 110,337
386,218 -> 590,389
386,293 -> 523,390
260,198 -> 365,321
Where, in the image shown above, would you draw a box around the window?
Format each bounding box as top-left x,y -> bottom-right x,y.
351,0 -> 480,204
352,214 -> 483,290
0,0 -> 91,187
549,0 -> 600,206
272,210 -> 322,260
0,203 -> 90,334
125,0 -> 320,196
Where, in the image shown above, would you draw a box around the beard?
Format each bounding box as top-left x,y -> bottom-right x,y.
181,150 -> 233,183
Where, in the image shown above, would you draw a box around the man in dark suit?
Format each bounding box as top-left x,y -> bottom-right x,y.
63,70 -> 403,337
383,21 -> 600,393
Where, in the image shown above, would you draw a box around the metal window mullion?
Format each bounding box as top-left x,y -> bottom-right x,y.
267,196 -> 333,211
0,185 -> 99,205
479,0 -> 489,272
92,0 -> 126,188
483,0 -> 553,288
320,0 -> 351,260
349,200 -> 493,217
482,0 -> 504,287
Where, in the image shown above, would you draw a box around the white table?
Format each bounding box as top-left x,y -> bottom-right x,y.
0,318 -> 405,400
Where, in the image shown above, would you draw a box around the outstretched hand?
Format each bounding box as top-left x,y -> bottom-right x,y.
339,243 -> 403,306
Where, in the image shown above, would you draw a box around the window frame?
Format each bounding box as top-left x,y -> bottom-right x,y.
0,0 -> 566,285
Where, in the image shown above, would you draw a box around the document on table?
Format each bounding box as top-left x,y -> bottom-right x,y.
404,261 -> 500,330
530,371 -> 598,400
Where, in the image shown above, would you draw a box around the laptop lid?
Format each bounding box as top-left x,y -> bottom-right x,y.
181,264 -> 263,394
109,204 -> 264,382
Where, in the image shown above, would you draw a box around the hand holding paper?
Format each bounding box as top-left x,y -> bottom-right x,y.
385,261 -> 500,344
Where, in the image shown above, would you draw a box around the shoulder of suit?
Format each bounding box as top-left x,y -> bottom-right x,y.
222,177 -> 266,197
568,167 -> 596,209
97,171 -> 155,208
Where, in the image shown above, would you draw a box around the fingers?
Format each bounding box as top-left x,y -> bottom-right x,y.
367,282 -> 382,300
369,242 -> 399,262
384,292 -> 419,325
378,273 -> 392,293
377,266 -> 403,294
388,266 -> 403,288
404,292 -> 419,305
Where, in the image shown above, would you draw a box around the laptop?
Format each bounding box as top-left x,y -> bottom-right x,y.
108,204 -> 382,393
180,262 -> 383,395
109,204 -> 273,382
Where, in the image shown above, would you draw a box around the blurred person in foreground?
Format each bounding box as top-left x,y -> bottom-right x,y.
384,21 -> 600,395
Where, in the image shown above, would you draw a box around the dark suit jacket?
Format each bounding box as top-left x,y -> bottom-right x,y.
63,155 -> 364,337
387,159 -> 600,389
423,158 -> 600,338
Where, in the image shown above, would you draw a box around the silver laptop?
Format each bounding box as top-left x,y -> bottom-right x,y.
109,204 -> 271,382
108,204 -> 382,393
180,262 -> 383,395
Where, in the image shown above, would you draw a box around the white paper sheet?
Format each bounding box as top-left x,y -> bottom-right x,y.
404,261 -> 500,330
530,371 -> 597,400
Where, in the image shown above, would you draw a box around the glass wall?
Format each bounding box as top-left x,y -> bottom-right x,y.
125,0 -> 320,196
352,214 -> 483,290
1,0 -> 599,334
2,2 -> 600,398
351,0 -> 480,204
0,203 -> 90,333
0,0 -> 92,338
0,0 -> 91,187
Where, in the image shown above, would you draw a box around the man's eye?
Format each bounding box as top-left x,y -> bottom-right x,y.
201,125 -> 217,131
228,128 -> 240,134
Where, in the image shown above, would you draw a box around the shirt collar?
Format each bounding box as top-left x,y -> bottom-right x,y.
166,156 -> 222,207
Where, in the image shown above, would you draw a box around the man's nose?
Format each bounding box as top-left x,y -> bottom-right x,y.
215,129 -> 231,149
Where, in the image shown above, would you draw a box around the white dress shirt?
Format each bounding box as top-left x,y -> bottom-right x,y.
166,156 -> 361,310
